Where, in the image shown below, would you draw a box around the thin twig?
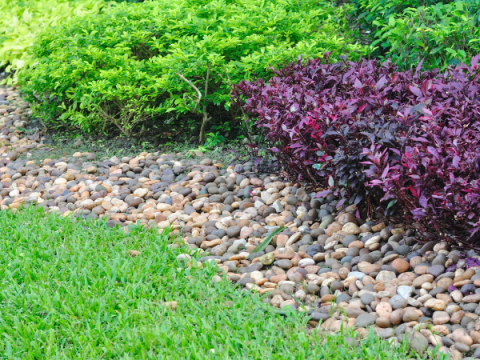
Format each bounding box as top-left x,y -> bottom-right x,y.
199,63 -> 212,144
204,63 -> 210,110
176,72 -> 202,113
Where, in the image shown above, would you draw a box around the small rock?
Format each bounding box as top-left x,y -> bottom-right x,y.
407,332 -> 428,354
355,313 -> 376,327
389,295 -> 407,310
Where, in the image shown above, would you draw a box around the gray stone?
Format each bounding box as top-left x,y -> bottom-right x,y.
237,277 -> 254,286
335,293 -> 351,304
377,328 -> 394,339
247,262 -> 263,272
276,259 -> 293,269
184,205 -> 196,215
310,312 -> 330,321
360,293 -> 375,305
204,173 -> 216,183
279,283 -> 295,294
355,313 -> 376,327
427,265 -> 445,278
462,303 -> 478,312
286,196 -> 299,206
227,239 -> 246,253
396,245 -> 411,256
389,294 -> 408,309
210,244 -> 228,256
407,332 -> 428,354
432,253 -> 447,266
224,261 -> 237,272
474,346 -> 480,358
306,244 -> 323,257
359,254 -> 373,263
455,343 -> 470,353
226,226 -> 241,238
348,271 -> 366,280
442,337 -> 454,347
306,283 -> 320,294
394,324 -> 408,337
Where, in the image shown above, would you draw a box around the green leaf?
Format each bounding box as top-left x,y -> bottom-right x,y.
387,200 -> 396,209
388,16 -> 396,27
247,226 -> 284,259
328,176 -> 334,187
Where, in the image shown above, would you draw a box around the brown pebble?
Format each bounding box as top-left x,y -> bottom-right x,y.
270,275 -> 287,283
414,264 -> 429,275
348,240 -> 364,249
376,316 -> 391,328
391,258 -> 409,273
389,309 -> 404,325
454,268 -> 475,283
164,301 -> 178,311
128,250 -> 141,257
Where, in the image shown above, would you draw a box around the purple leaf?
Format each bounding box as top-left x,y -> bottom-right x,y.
427,146 -> 439,159
375,75 -> 387,89
472,54 -> 480,68
336,198 -> 346,208
315,190 -> 332,198
415,58 -> 425,74
448,285 -> 457,292
411,136 -> 429,143
419,195 -> 428,208
409,85 -> 423,97
452,155 -> 460,168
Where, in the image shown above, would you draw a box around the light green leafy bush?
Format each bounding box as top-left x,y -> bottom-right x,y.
0,0 -> 108,83
19,0 -> 367,140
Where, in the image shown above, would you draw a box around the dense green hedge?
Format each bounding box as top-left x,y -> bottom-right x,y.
352,0 -> 448,26
19,0 -> 366,140
354,0 -> 480,69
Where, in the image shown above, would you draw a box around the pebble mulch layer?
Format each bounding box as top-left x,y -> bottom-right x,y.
2,87 -> 480,360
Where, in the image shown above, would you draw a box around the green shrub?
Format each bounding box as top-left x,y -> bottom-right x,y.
0,0 -> 108,83
372,1 -> 480,69
19,0 -> 367,140
352,0 -> 480,69
352,0 -> 448,27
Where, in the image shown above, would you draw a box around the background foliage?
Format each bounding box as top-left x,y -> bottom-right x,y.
352,0 -> 480,69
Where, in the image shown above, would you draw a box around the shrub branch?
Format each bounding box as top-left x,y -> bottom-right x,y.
176,72 -> 202,114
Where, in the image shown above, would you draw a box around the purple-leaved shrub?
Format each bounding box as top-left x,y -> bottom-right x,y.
233,53 -> 480,248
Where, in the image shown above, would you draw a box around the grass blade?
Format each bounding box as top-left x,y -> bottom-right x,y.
248,226 -> 284,260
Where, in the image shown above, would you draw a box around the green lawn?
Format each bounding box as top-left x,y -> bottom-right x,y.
0,207 -> 444,359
